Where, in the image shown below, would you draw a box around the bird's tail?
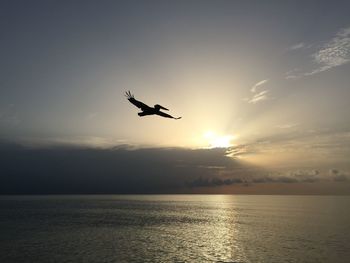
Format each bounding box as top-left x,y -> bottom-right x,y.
125,90 -> 134,99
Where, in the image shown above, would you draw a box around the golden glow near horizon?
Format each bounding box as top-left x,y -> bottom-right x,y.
202,130 -> 237,148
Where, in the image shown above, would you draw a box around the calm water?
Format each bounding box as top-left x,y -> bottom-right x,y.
0,195 -> 349,263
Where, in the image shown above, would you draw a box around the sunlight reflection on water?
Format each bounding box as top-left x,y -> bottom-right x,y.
0,195 -> 349,263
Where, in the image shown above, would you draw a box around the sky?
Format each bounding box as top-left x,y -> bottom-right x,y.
1,0 -> 350,194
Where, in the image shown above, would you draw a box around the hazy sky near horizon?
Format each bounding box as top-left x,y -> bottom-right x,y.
1,1 -> 350,193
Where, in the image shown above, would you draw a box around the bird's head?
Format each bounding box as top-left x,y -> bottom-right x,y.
154,104 -> 169,111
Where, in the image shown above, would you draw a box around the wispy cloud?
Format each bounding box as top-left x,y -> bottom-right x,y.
247,90 -> 270,104
287,26 -> 350,78
306,27 -> 350,75
288,42 -> 305,51
244,79 -> 271,104
275,123 -> 299,129
250,79 -> 269,92
285,69 -> 300,79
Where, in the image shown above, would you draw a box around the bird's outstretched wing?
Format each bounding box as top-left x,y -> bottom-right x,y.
156,111 -> 182,120
125,91 -> 151,111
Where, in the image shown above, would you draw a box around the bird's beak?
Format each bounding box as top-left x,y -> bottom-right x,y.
159,105 -> 169,111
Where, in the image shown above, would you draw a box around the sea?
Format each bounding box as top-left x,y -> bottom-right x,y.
0,195 -> 349,263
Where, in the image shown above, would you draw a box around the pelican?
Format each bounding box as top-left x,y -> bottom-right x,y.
125,91 -> 182,120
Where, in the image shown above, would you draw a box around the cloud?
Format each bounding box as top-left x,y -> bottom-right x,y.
329,168 -> 349,182
247,90 -> 270,104
187,169 -> 324,188
187,177 -> 243,188
306,27 -> 350,75
275,123 -> 299,129
244,79 -> 271,104
285,68 -> 301,79
288,42 -> 305,51
287,26 -> 350,78
287,169 -> 320,183
250,79 -> 269,92
226,129 -> 350,174
17,136 -> 125,149
255,170 -> 322,184
1,137 -> 348,193
0,142 -> 249,194
329,168 -> 339,175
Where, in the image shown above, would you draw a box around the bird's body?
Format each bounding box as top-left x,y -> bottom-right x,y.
125,91 -> 181,120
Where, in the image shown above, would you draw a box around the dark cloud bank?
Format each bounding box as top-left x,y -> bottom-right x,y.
0,142 -> 238,194
0,142 -> 347,194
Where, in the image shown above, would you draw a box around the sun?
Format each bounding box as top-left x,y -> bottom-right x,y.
203,131 -> 236,148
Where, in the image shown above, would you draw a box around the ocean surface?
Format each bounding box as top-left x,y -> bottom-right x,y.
0,195 -> 349,263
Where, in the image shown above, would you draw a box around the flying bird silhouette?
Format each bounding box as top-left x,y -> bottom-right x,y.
125,91 -> 182,120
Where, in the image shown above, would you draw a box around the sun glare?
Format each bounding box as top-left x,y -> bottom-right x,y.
203,131 -> 236,148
